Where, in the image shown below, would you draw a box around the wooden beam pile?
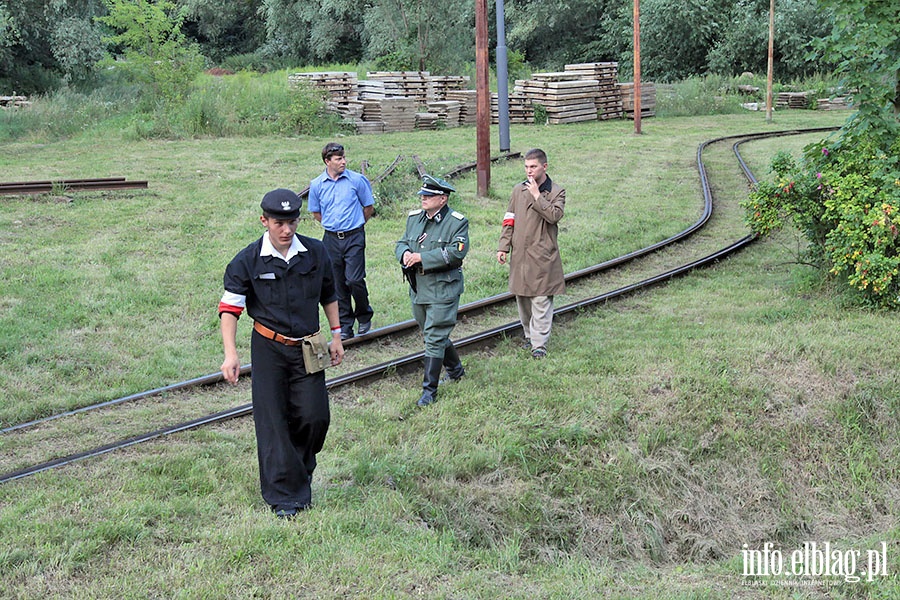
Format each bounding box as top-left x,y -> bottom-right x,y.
366,72 -> 431,105
816,96 -> 851,111
380,97 -> 418,132
619,82 -> 657,118
429,76 -> 470,100
564,62 -> 622,120
491,93 -> 534,124
0,95 -> 30,109
425,100 -> 461,128
445,90 -> 477,125
777,91 -> 809,109
415,112 -> 440,130
516,72 -> 599,124
288,72 -> 358,104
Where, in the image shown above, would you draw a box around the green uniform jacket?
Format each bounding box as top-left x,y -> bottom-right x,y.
395,204 -> 469,304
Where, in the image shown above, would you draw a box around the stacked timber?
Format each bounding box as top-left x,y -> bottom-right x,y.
366,71 -> 431,105
516,72 -> 599,124
429,76 -> 470,100
777,91 -> 809,109
288,72 -> 358,104
380,97 -> 418,132
491,92 -> 534,124
425,100 -> 461,128
0,95 -> 29,109
329,101 -> 363,121
564,62 -> 623,119
358,80 -> 388,100
816,96 -> 851,111
445,90 -> 478,125
619,82 -> 656,118
355,121 -> 385,135
415,112 -> 440,130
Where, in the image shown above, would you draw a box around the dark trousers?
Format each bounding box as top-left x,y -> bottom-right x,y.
250,330 -> 330,509
322,229 -> 374,331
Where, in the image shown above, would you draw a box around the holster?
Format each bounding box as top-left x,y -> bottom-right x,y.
402,265 -> 418,293
301,330 -> 330,373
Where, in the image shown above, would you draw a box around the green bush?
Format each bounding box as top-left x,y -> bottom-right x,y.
743,133 -> 900,308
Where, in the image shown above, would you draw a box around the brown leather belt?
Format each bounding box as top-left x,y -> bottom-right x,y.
253,321 -> 303,346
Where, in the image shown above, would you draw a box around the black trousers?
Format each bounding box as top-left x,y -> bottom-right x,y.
322,228 -> 373,330
250,330 -> 330,509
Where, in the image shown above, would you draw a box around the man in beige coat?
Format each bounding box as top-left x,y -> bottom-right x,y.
496,148 -> 566,359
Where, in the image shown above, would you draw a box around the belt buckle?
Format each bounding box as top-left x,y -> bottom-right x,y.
336,230 -> 346,240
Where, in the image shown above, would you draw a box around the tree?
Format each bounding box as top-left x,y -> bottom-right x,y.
259,0 -> 363,67
707,0 -> 832,80
814,0 -> 900,136
178,0 -> 266,63
97,0 -> 205,107
363,0 -> 473,73
0,0 -> 107,92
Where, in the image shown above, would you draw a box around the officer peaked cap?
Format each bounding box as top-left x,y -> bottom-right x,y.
417,174 -> 456,196
261,188 -> 302,219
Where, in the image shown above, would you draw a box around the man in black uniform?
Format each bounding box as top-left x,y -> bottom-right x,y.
219,188 -> 345,518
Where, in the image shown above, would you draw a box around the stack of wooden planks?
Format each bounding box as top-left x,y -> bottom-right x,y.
816,96 -> 851,111
777,91 -> 809,109
564,62 -> 623,120
0,95 -> 29,109
429,76 -> 470,100
445,90 -> 478,125
288,72 -> 358,104
492,92 -> 534,124
619,82 -> 657,118
380,97 -> 418,132
515,72 -> 599,124
415,112 -> 440,130
366,71 -> 431,105
425,100 -> 461,128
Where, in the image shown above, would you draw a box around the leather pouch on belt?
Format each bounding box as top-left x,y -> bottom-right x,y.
301,330 -> 330,373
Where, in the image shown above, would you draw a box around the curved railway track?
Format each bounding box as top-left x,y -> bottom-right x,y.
0,127 -> 838,484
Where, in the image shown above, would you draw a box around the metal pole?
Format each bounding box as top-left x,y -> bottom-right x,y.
476,0 -> 491,195
633,0 -> 642,134
495,0 -> 511,152
766,0 -> 775,124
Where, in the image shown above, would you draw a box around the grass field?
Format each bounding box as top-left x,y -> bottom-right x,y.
2,109 -> 898,598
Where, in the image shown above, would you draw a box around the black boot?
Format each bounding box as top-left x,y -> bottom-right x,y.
416,356 -> 444,407
441,343 -> 465,383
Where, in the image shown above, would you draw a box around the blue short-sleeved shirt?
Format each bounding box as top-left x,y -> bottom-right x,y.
307,168 -> 375,232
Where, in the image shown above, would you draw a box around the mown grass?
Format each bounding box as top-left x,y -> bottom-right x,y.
3,108 -> 898,598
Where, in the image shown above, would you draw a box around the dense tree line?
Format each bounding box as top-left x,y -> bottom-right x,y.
1,0 -> 834,94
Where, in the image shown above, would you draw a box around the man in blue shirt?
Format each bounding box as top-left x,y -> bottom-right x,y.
308,142 -> 376,340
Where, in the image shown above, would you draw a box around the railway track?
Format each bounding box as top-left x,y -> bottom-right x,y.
0,128 -> 837,484
0,176 -> 148,195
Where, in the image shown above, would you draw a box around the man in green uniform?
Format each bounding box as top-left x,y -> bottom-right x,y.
395,175 -> 469,407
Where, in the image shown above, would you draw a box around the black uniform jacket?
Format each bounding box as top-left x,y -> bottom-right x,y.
223,234 -> 337,338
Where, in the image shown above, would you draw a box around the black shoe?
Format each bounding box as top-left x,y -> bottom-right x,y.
340,329 -> 354,341
274,506 -> 299,519
357,320 -> 372,335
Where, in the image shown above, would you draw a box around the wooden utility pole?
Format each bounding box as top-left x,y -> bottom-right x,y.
633,0 -> 642,134
766,0 -> 775,123
475,0 -> 491,196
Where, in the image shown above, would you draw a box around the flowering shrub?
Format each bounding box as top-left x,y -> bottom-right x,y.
743,132 -> 900,308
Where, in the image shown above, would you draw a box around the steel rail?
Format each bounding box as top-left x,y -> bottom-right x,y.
0,128 -> 833,483
0,178 -> 148,195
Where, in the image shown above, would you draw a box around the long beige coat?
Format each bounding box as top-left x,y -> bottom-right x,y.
497,177 -> 566,296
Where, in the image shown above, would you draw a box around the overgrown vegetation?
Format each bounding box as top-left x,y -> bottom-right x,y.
742,0 -> 900,307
